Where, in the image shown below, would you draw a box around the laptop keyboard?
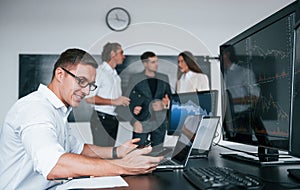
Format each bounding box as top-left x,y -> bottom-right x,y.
159,159 -> 176,166
148,147 -> 173,157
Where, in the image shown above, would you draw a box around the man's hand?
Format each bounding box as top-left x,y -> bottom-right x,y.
151,100 -> 164,111
113,146 -> 163,175
112,96 -> 130,106
133,121 -> 143,133
133,106 -> 142,115
162,94 -> 170,109
116,138 -> 140,158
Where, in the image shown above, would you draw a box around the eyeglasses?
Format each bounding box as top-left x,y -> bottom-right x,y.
61,67 -> 97,91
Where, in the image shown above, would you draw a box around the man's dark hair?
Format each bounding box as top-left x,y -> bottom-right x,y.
221,45 -> 238,63
140,51 -> 156,63
52,48 -> 98,79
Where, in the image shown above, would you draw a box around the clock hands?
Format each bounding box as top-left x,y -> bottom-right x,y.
106,7 -> 130,31
114,13 -> 126,22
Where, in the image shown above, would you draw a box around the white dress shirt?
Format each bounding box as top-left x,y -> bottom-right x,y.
176,71 -> 210,93
224,63 -> 260,112
0,84 -> 84,190
88,62 -> 122,116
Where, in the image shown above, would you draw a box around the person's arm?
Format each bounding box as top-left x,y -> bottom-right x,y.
165,77 -> 172,109
47,140 -> 163,179
133,106 -> 142,115
81,138 -> 140,159
162,94 -> 170,109
132,120 -> 143,133
86,95 -> 130,106
248,70 -> 260,98
231,69 -> 260,105
193,73 -> 210,92
201,74 -> 210,91
85,71 -> 130,106
162,76 -> 172,109
47,146 -> 161,179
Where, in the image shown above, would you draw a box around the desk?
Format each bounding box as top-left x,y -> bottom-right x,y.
103,146 -> 300,190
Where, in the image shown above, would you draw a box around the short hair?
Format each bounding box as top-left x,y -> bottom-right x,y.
101,42 -> 121,62
221,45 -> 238,63
52,48 -> 98,79
140,51 -> 156,63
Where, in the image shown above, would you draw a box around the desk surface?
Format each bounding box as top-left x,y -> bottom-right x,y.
104,145 -> 300,190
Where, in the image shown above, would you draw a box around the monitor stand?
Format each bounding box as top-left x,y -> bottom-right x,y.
220,147 -> 300,165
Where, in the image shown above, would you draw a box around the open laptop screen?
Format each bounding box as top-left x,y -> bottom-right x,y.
192,116 -> 220,151
171,115 -> 201,164
168,90 -> 218,135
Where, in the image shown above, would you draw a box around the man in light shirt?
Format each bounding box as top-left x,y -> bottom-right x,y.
221,45 -> 262,144
0,48 -> 162,190
86,42 -> 130,146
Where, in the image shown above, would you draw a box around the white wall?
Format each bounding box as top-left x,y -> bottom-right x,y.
0,0 -> 295,127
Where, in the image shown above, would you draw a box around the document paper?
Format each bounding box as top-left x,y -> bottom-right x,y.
56,176 -> 128,189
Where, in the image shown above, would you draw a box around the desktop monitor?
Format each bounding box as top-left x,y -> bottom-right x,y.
288,20 -> 300,180
167,90 -> 218,135
289,21 -> 300,160
220,1 -> 299,164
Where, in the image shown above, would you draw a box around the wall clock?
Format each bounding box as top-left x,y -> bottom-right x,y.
106,7 -> 131,31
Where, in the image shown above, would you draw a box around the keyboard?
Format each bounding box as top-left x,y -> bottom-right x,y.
159,159 -> 176,166
183,167 -> 263,189
147,147 -> 173,157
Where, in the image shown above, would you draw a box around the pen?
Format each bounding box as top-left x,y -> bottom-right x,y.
53,175 -> 94,181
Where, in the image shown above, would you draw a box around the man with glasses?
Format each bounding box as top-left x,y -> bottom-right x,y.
86,42 -> 130,147
126,51 -> 172,149
0,48 -> 162,190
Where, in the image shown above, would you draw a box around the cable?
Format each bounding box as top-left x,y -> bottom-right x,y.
211,130 -> 222,147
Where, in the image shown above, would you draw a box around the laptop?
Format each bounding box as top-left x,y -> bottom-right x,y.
156,115 -> 202,170
190,116 -> 220,158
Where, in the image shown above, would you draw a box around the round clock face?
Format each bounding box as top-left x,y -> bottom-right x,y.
106,7 -> 131,31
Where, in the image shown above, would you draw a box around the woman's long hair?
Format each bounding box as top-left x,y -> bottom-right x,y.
177,51 -> 203,80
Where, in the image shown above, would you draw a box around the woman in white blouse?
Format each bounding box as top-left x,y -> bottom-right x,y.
176,51 -> 210,93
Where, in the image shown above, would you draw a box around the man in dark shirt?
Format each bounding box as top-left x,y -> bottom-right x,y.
127,51 -> 172,149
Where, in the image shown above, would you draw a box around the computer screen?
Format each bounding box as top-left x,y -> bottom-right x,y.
168,90 -> 218,135
220,2 -> 298,162
287,21 -> 300,179
289,21 -> 300,158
